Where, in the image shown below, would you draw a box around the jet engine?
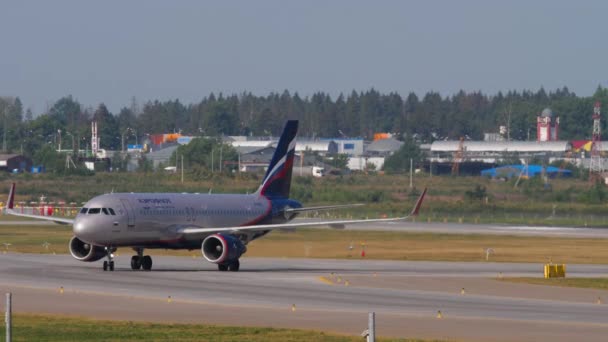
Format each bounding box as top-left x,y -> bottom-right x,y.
69,236 -> 106,262
201,234 -> 246,264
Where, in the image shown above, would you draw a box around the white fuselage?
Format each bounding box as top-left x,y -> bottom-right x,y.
74,193 -> 273,248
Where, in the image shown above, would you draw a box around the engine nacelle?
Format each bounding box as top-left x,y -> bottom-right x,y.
201,234 -> 246,264
69,236 -> 106,262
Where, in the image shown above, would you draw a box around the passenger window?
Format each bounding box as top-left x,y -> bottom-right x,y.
88,208 -> 101,214
102,208 -> 109,215
108,208 -> 116,215
80,208 -> 88,214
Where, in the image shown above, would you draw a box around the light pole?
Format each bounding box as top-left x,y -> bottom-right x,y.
2,106 -> 6,153
80,136 -> 87,157
121,128 -> 128,152
66,132 -> 75,152
57,129 -> 62,151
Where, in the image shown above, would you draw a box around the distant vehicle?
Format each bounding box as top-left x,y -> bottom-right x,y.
96,149 -> 108,159
312,166 -> 325,177
6,121 -> 426,272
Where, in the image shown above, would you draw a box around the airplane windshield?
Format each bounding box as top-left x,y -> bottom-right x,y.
88,208 -> 101,214
80,207 -> 88,214
102,208 -> 109,215
108,208 -> 116,215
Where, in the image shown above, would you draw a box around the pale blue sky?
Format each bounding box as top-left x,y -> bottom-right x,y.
1,0 -> 606,113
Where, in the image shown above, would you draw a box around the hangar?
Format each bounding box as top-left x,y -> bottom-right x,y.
0,154 -> 32,173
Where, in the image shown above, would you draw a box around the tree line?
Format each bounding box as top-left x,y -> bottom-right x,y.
2,86 -> 608,164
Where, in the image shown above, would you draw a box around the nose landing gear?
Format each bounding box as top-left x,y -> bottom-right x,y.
130,248 -> 153,271
103,247 -> 116,271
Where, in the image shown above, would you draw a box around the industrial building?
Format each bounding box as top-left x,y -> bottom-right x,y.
430,140 -> 571,156
426,140 -> 573,175
221,137 -> 339,155
236,146 -> 276,172
0,154 -> 32,173
146,145 -> 179,169
320,138 -> 364,156
365,138 -> 404,157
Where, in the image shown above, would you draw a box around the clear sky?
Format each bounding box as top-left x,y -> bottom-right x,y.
1,0 -> 606,113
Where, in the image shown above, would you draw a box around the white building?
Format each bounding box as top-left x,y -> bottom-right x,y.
321,138 -> 364,156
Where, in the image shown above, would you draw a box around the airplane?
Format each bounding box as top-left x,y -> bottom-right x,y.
5,120 -> 426,272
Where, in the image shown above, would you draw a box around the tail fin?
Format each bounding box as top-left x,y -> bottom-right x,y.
6,183 -> 15,210
256,120 -> 298,199
410,187 -> 427,216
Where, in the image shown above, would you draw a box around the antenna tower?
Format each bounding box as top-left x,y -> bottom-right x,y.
589,101 -> 603,182
451,137 -> 465,175
91,121 -> 98,157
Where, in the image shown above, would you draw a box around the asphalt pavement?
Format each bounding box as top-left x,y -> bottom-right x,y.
2,253 -> 608,341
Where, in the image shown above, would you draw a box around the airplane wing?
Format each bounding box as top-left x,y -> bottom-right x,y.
179,188 -> 427,235
4,183 -> 74,225
285,203 -> 364,213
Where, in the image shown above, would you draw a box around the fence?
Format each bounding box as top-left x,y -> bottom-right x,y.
1,206 -> 80,218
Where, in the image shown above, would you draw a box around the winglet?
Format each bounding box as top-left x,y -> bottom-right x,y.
6,183 -> 15,210
409,187 -> 427,217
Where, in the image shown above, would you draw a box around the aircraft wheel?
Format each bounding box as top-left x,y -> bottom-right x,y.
218,264 -> 228,271
141,255 -> 152,271
103,261 -> 108,271
109,261 -> 115,271
228,260 -> 240,272
130,256 -> 142,270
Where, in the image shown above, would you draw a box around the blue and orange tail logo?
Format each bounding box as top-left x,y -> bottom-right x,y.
256,120 -> 298,199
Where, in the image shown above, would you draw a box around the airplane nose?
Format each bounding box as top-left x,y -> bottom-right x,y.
73,217 -> 93,240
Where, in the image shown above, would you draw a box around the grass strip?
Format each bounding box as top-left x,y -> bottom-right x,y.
0,314 -> 434,342
3,224 -> 608,264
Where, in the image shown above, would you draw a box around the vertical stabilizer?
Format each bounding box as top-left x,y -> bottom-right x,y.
256,120 -> 298,198
6,183 -> 15,209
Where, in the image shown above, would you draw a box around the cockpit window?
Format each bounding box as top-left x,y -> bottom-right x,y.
88,208 -> 101,214
80,207 -> 88,214
108,208 -> 116,215
102,208 -> 109,215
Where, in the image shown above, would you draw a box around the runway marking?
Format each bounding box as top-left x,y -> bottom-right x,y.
318,276 -> 334,285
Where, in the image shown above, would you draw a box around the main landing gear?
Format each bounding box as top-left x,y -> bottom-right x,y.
218,259 -> 240,272
103,247 -> 116,271
130,248 -> 153,271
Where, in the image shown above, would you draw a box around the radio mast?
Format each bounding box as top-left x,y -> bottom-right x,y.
589,101 -> 603,182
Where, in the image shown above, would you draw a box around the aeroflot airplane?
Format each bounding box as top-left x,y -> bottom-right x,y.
6,120 -> 426,272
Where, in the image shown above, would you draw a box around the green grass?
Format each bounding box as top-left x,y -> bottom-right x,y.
0,314 -> 434,342
0,224 -> 72,254
500,277 -> 608,290
0,215 -> 34,221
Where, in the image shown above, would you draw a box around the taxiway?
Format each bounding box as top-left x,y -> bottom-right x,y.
2,253 -> 608,341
